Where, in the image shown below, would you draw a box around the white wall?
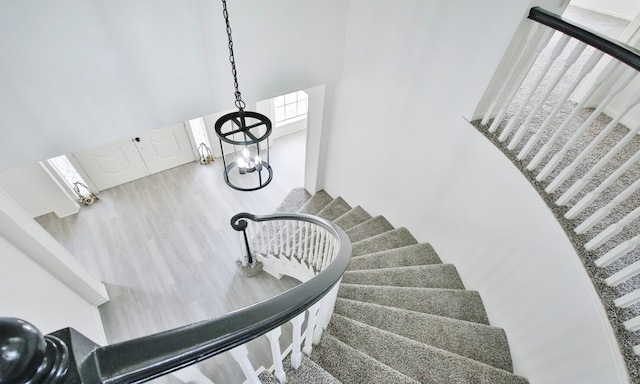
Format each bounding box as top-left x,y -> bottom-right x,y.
321,1 -> 627,383
0,234 -> 107,344
570,0 -> 640,20
0,162 -> 79,218
0,0 -> 347,171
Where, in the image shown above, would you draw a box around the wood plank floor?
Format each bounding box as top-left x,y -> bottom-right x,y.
35,130 -> 307,384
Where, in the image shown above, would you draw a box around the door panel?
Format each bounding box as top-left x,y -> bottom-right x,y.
135,124 -> 195,174
73,124 -> 196,191
73,140 -> 149,191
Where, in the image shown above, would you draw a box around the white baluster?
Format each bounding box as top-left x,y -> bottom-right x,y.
296,222 -> 304,261
259,222 -> 267,255
567,152 -> 640,220
536,68 -> 637,181
314,283 -> 341,344
321,237 -> 335,271
527,60 -> 620,171
316,230 -> 327,271
596,234 -> 640,268
307,226 -> 317,267
585,205 -> 640,250
623,316 -> 640,332
290,313 -> 305,369
266,327 -> 286,383
285,221 -> 292,257
615,288 -> 640,308
229,344 -> 260,384
489,28 -> 554,133
557,119 -> 640,206
302,223 -> 310,263
481,23 -> 542,126
508,41 -> 586,149
278,220 -> 285,256
518,50 -> 604,160
270,221 -> 278,255
172,365 -> 215,384
498,35 -> 571,142
546,87 -> 640,195
605,259 -> 640,287
303,303 -> 320,355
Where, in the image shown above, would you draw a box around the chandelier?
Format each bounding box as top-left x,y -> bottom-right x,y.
214,0 -> 273,191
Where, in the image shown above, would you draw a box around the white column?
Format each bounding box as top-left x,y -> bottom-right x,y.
229,344 -> 260,384
290,313 -> 305,369
303,303 -> 320,355
266,327 -> 286,383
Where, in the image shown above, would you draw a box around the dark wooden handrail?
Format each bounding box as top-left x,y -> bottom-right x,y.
528,7 -> 640,72
1,213 -> 351,384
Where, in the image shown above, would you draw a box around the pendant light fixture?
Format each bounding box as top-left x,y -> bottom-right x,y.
214,0 -> 273,191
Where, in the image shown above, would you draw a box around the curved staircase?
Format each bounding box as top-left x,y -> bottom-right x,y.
259,189 -> 528,384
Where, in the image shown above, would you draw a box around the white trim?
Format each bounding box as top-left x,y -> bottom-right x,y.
0,189 -> 109,305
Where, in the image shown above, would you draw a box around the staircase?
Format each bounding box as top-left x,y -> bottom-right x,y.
258,189 -> 528,384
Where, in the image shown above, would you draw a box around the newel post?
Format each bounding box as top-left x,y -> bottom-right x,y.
0,318 -> 70,384
231,213 -> 263,277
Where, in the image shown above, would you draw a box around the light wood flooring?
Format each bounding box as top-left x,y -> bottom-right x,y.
35,130 -> 307,384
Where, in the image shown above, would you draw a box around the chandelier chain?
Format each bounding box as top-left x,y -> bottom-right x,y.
222,0 -> 245,110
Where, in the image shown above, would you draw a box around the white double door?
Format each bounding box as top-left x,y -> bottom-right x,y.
73,123 -> 195,191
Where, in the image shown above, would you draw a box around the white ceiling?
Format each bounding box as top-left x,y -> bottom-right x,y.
0,0 -> 347,171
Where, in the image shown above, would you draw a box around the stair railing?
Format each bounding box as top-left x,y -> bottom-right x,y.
1,213 -> 351,384
474,6 -> 640,380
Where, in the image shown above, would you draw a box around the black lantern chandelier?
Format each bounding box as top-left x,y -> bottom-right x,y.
214,0 -> 273,192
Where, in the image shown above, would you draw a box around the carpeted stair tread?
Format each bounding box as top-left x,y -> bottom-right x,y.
327,314 -> 528,384
317,196 -> 352,221
352,228 -> 417,257
338,283 -> 489,324
345,215 -> 394,243
333,206 -> 372,231
275,187 -> 312,214
342,264 -> 465,289
283,355 -> 341,384
334,298 -> 512,371
348,243 -> 442,270
311,333 -> 419,384
298,190 -> 333,215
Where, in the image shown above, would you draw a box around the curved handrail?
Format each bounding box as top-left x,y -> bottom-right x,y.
528,7 -> 640,72
71,213 -> 350,383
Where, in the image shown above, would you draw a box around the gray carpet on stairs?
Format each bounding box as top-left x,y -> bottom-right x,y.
345,215 -> 394,242
258,191 -> 525,383
333,206 -> 372,230
347,243 -> 442,270
337,283 -> 490,324
311,334 -> 419,384
317,196 -> 352,221
275,188 -> 311,214
333,298 -> 511,370
298,190 -> 333,215
326,314 -> 528,384
351,227 -> 417,256
342,264 -> 465,289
